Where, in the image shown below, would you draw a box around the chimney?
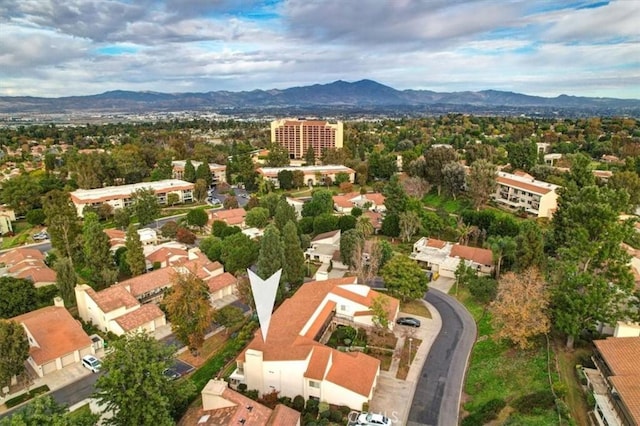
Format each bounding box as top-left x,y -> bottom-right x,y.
53,296 -> 65,307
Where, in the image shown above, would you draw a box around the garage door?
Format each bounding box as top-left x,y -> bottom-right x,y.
42,361 -> 57,375
61,352 -> 76,367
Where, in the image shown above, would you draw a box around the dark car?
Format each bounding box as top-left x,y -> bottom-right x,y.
163,368 -> 181,380
396,317 -> 421,327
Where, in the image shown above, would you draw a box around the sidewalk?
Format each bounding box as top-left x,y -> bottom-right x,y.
369,300 -> 443,425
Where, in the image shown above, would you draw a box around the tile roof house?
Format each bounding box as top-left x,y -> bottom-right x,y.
229,277 -> 399,410
207,208 -> 247,230
12,301 -> 94,377
178,379 -> 301,426
333,192 -> 386,214
75,249 -> 237,336
588,337 -> 640,426
0,248 -> 57,288
304,230 -> 343,267
410,237 -> 494,278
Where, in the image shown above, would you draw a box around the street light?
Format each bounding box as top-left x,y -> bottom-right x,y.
408,338 -> 413,367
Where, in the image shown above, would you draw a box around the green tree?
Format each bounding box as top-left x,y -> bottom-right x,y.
0,395 -> 98,426
370,295 -> 390,330
0,320 -> 29,387
167,192 -> 180,207
199,236 -> 223,262
114,207 -> 132,230
82,212 -> 115,289
186,208 -> 208,231
467,160 -> 497,210
380,255 -> 428,301
0,277 -> 38,319
220,232 -> 259,274
125,224 -> 146,277
567,153 -> 595,189
378,240 -> 394,268
608,170 -> 640,212
442,162 -> 466,199
164,272 -> 213,353
150,158 -> 173,182
398,211 -> 421,243
194,178 -> 208,203
302,189 -> 334,217
514,221 -> 545,271
257,225 -> 284,281
281,221 -> 305,288
340,229 -> 364,269
212,305 -> 245,335
313,213 -> 339,235
265,144 -> 291,167
487,236 -> 517,280
95,332 -> 194,426
304,145 -> 316,166
25,209 -> 46,226
195,163 -> 212,187
277,170 -> 294,190
223,195 -> 239,210
507,141 -> 538,171
183,159 -> 196,183
292,170 -> 305,188
368,151 -> 398,180
133,188 -> 160,226
423,146 -> 457,195
381,213 -> 400,238
356,215 -> 374,238
260,192 -> 281,218
382,175 -> 408,216
112,144 -> 149,184
0,174 -> 42,216
245,207 -> 270,229
43,189 -> 81,264
274,199 -> 297,230
54,257 -> 77,307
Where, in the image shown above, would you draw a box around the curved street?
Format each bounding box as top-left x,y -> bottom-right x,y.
408,289 -> 477,426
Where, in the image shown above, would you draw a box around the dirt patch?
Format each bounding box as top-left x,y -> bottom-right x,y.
177,332 -> 228,368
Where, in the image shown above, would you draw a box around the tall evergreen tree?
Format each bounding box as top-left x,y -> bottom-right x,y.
257,225 -> 285,299
125,224 -> 146,277
82,212 -> 115,289
382,175 -> 408,216
281,221 -> 305,288
304,145 -> 316,165
133,188 -> 160,226
43,189 -> 81,265
54,257 -> 77,307
0,320 -> 29,388
183,159 -> 196,183
195,163 -> 212,187
514,221 -> 545,271
274,198 -> 297,230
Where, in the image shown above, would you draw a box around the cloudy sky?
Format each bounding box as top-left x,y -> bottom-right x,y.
1,0 -> 638,98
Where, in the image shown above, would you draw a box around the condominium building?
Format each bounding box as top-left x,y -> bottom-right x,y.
492,171 -> 560,218
270,119 -> 344,160
171,161 -> 226,186
69,179 -> 194,217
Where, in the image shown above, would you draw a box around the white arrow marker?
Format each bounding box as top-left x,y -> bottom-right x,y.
247,268 -> 281,342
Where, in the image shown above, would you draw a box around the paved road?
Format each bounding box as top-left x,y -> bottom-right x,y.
407,289 -> 477,426
50,373 -> 101,408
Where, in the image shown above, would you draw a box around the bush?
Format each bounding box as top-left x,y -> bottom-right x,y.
293,395 -> 305,412
279,396 -> 292,407
237,383 -> 247,393
338,405 -> 351,416
26,209 -> 46,226
160,221 -> 178,238
305,398 -> 319,416
461,398 -> 506,426
330,409 -> 343,422
512,390 -> 555,414
176,227 -> 196,244
5,385 -> 50,408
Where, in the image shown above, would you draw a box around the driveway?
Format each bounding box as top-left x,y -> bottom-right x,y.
407,289 -> 477,426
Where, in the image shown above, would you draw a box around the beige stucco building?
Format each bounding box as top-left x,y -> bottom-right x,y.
271,119 -> 343,160
492,171 -> 560,218
257,165 -> 355,188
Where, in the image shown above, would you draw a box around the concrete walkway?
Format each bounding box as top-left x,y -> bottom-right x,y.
369,300 -> 443,425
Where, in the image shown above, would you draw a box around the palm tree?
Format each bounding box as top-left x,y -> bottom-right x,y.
356,215 -> 374,238
487,236 -> 517,280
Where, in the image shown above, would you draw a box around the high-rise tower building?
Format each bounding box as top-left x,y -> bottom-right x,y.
270,119 -> 344,160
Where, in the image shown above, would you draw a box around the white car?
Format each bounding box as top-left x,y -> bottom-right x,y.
357,412 -> 392,426
81,355 -> 102,373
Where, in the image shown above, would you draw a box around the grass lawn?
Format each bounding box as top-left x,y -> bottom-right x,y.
1,221 -> 36,249
555,342 -> 591,426
396,337 -> 422,380
422,193 -> 468,214
178,332 -> 228,368
457,288 -> 567,425
400,299 -> 432,319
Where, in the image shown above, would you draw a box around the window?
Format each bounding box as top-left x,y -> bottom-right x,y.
309,380 -> 320,389
340,304 -> 347,312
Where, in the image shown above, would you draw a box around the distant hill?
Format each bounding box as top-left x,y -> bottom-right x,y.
1,79 -> 638,116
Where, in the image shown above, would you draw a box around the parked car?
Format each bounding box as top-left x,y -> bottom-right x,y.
357,412 -> 392,426
396,317 -> 421,327
32,232 -> 49,241
163,368 -> 181,380
81,355 -> 102,373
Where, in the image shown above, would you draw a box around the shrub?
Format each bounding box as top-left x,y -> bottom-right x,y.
237,383 -> 247,393
305,398 -> 319,416
176,227 -> 196,244
512,390 -> 555,415
338,405 -> 351,416
279,396 -> 292,407
161,221 -> 179,238
461,398 -> 506,426
245,389 -> 259,400
319,410 -> 331,420
292,395 -> 305,412
5,385 -> 50,408
330,409 -> 343,422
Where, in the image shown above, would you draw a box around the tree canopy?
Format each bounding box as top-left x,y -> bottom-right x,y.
0,277 -> 38,319
380,255 -> 428,301
0,319 -> 29,387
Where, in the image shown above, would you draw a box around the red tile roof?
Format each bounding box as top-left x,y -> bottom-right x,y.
12,306 -> 92,365
267,403 -> 302,426
325,349 -> 380,397
205,272 -> 237,293
114,304 -> 164,332
425,238 -> 447,249
312,230 -> 339,242
146,247 -> 188,266
333,195 -> 354,208
0,248 -> 44,265
88,285 -> 139,313
450,244 -> 494,266
15,267 -> 56,284
304,346 -> 332,380
116,267 -> 175,298
364,193 -> 385,206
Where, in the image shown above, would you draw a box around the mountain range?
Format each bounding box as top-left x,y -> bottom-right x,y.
1,80 -> 638,117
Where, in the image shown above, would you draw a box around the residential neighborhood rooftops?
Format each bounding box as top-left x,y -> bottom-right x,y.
114,303 -> 165,332
12,306 -> 92,365
496,171 -> 559,195
70,179 -> 193,203
311,229 -> 340,242
205,272 -> 237,293
116,267 -> 175,298
450,244 -> 494,266
257,165 -> 355,176
88,285 -> 139,313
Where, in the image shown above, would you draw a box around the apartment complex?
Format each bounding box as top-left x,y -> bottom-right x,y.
171,160 -> 226,186
410,237 -> 494,278
492,171 -> 560,218
270,119 -> 344,160
69,179 -> 194,217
